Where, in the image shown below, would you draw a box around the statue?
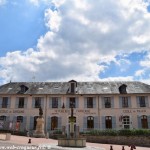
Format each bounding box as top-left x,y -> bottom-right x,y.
39,106 -> 43,116
33,105 -> 45,137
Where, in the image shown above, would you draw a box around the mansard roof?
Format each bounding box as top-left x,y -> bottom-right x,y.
0,81 -> 150,95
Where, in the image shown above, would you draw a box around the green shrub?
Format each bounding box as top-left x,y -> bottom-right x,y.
53,129 -> 62,134
134,129 -> 150,136
118,129 -> 150,136
11,131 -> 27,136
81,129 -> 150,136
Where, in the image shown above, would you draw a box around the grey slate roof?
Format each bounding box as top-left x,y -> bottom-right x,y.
0,81 -> 150,95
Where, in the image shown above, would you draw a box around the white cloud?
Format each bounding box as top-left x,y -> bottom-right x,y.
140,53 -> 150,67
99,76 -> 134,82
0,0 -> 6,5
29,0 -> 39,6
1,0 -> 150,83
45,9 -> 61,32
133,51 -> 150,79
116,59 -> 131,66
117,59 -> 131,72
137,52 -> 150,78
135,69 -> 145,77
140,77 -> 150,85
28,0 -> 50,6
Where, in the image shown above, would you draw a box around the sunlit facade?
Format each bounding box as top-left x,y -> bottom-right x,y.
0,80 -> 150,133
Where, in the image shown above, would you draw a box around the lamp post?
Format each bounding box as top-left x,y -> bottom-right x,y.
69,101 -> 75,138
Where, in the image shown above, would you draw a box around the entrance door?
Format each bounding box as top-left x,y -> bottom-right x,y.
141,115 -> 148,129
87,116 -> 94,129
51,116 -> 58,130
122,116 -> 130,129
105,116 -> 112,129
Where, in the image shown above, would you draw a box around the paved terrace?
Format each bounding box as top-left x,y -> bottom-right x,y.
0,135 -> 149,150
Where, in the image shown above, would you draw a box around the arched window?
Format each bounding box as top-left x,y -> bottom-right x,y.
87,116 -> 94,129
51,116 -> 58,130
105,116 -> 112,129
122,116 -> 130,129
15,116 -> 23,131
0,116 -> 6,121
141,115 -> 148,129
17,116 -> 23,123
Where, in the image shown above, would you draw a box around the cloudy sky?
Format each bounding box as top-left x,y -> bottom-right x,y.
0,0 -> 150,84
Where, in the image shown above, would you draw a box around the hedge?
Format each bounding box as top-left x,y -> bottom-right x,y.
82,129 -> 150,136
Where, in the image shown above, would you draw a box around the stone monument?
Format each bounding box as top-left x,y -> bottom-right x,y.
58,104 -> 86,147
33,106 -> 45,138
70,107 -> 75,138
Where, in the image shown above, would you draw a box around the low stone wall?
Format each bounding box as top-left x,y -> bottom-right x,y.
85,135 -> 150,147
0,133 -> 11,141
58,138 -> 86,147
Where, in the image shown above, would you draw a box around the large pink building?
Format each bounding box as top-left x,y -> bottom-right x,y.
0,80 -> 150,133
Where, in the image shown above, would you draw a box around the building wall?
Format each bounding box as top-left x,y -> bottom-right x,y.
0,94 -> 150,132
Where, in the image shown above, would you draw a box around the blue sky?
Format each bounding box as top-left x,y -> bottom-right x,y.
0,0 -> 150,84
100,51 -> 148,79
0,0 -> 47,55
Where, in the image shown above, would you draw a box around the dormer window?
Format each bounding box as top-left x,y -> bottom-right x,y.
54,83 -> 59,89
68,80 -> 77,94
71,83 -> 75,93
87,83 -> 92,89
119,84 -> 127,94
20,85 -> 28,94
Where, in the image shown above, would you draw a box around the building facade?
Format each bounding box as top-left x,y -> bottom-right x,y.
0,80 -> 150,133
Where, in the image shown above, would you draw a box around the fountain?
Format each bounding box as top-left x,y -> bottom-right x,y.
58,105 -> 86,147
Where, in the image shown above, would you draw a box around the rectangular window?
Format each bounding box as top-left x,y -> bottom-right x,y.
139,96 -> 146,107
122,97 -> 128,108
87,97 -> 93,108
104,97 -> 111,108
71,83 -> 75,93
52,97 -> 58,108
18,97 -> 24,108
2,97 -> 8,108
69,97 -> 76,108
35,97 -> 41,108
